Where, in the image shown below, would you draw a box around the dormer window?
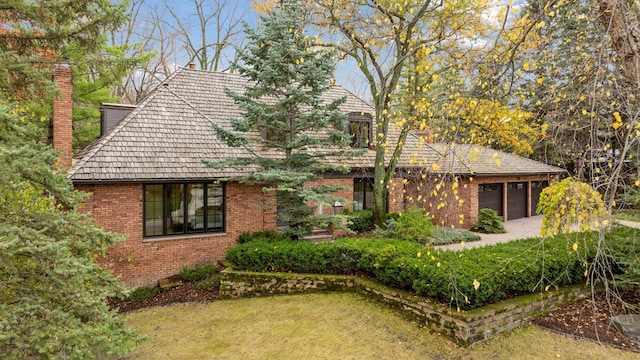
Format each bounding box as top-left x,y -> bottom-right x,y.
347,112 -> 372,148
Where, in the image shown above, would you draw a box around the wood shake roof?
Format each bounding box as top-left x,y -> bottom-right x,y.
69,67 -> 564,183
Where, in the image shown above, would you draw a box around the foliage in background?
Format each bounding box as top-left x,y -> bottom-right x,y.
432,98 -> 545,157
0,0 -> 127,99
226,228 -> 612,310
472,208 -> 506,234
537,178 -> 607,237
206,0 -> 358,238
0,109 -> 138,359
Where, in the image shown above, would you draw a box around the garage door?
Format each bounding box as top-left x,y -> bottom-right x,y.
531,181 -> 549,215
507,182 -> 527,219
478,183 -> 503,216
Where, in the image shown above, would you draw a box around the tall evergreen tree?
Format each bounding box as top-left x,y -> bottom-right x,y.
208,0 -> 358,238
0,109 -> 138,359
0,1 -> 140,358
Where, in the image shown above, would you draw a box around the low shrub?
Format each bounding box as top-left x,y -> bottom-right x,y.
609,225 -> 640,289
195,274 -> 222,291
346,209 -> 373,232
430,227 -> 481,245
180,263 -> 217,281
225,227 -> 623,310
472,208 -> 506,234
392,207 -> 434,243
237,229 -> 292,244
127,286 -> 160,302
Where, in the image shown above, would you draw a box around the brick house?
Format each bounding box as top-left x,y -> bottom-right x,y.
52,66 -> 564,287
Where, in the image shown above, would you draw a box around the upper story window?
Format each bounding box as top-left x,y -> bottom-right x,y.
347,112 -> 373,148
143,182 -> 225,237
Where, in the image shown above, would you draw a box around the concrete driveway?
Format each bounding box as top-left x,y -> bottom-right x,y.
437,216 -> 640,251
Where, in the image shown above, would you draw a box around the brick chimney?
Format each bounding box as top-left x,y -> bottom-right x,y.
52,66 -> 73,170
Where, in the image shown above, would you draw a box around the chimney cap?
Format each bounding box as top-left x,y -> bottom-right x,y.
188,62 -> 196,69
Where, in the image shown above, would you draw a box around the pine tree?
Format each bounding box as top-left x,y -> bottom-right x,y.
208,0 -> 358,238
0,1 -> 140,358
0,108 -> 138,359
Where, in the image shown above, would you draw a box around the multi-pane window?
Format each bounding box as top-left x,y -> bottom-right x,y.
354,178 -> 374,210
347,112 -> 372,148
143,183 -> 224,237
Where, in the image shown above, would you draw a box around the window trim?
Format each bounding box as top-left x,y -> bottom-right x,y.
143,182 -> 226,238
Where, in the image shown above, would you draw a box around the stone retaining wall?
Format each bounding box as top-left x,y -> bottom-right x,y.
220,269 -> 591,345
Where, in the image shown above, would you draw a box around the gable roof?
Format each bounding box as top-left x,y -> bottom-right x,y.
69,67 -> 564,183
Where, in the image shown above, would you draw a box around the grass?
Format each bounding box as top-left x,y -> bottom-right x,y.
124,293 -> 639,360
614,209 -> 640,222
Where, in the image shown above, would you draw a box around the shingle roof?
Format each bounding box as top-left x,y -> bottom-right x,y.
70,67 -> 565,182
428,143 -> 565,176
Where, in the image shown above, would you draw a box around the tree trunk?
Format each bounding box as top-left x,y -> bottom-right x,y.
598,0 -> 640,94
372,152 -> 387,227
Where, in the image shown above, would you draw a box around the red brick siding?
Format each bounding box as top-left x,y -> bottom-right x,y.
306,178 -> 354,215
52,67 -> 73,170
404,175 -> 557,228
387,177 -> 405,213
77,182 -> 276,287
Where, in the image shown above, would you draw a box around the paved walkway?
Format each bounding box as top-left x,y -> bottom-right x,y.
436,216 -> 640,251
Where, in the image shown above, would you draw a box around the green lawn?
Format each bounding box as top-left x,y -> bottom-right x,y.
123,293 -> 639,360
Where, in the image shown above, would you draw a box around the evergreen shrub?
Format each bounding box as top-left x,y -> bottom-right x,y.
180,263 -> 217,281
431,227 -> 481,245
609,225 -> 640,289
472,208 -> 506,234
225,228 -> 621,309
237,229 -> 292,244
195,275 -> 222,291
127,286 -> 161,302
346,209 -> 373,232
392,207 -> 434,243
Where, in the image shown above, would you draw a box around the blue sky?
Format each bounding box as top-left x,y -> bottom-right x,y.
140,0 -> 526,100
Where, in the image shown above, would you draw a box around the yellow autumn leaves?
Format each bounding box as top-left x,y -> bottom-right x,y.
537,178 -> 608,237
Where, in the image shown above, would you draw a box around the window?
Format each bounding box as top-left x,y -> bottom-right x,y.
143,183 -> 224,237
479,184 -> 500,192
347,112 -> 372,148
354,178 -> 374,210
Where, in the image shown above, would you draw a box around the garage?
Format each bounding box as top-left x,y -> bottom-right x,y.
530,181 -> 549,215
507,182 -> 527,220
478,183 -> 503,216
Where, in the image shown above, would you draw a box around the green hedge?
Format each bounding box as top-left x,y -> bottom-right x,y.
225,229 -> 628,310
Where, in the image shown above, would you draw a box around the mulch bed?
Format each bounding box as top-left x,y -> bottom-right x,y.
108,281 -> 219,313
533,289 -> 640,353
110,281 -> 639,353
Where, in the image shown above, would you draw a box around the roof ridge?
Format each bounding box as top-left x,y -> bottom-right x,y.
69,86 -> 172,177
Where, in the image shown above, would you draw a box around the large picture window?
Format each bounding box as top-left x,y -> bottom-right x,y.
347,112 -> 372,148
144,183 -> 225,237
